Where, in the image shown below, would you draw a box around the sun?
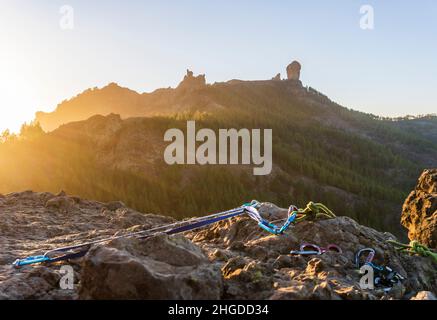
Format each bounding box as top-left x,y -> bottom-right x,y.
0,67 -> 39,134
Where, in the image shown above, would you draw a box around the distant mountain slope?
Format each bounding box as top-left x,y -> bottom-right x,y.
392,115 -> 437,144
35,71 -> 217,132
2,67 -> 436,237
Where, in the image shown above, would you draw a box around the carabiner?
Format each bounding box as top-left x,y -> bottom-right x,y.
243,200 -> 261,209
290,243 -> 342,255
321,244 -> 343,254
355,248 -> 375,268
256,208 -> 297,236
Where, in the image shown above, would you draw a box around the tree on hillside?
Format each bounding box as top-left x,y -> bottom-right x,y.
0,129 -> 17,144
19,121 -> 45,140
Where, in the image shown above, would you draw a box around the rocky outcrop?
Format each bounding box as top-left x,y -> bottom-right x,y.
79,235 -> 222,299
177,70 -> 206,91
272,73 -> 281,81
286,61 -> 301,81
411,291 -> 437,300
188,207 -> 436,300
0,191 -> 174,299
401,169 -> 437,248
0,191 -> 436,300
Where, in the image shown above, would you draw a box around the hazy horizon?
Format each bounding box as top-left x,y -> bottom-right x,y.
1,0 -> 436,133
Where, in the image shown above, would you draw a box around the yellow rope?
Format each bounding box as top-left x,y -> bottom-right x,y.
387,240 -> 437,264
294,201 -> 336,223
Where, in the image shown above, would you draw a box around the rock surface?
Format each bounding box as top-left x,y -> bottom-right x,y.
0,191 -> 173,299
80,235 -> 223,299
286,61 -> 301,81
272,73 -> 281,81
0,191 -> 436,300
410,291 -> 436,300
401,169 -> 437,248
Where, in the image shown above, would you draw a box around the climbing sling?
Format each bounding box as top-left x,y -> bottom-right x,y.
13,200 -> 336,268
13,200 -> 260,267
387,240 -> 437,264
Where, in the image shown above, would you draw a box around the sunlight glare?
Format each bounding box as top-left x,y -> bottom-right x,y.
0,66 -> 39,134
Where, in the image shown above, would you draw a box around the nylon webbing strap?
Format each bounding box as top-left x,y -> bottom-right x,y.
12,203 -> 254,268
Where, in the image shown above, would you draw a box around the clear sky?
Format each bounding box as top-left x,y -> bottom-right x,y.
1,0 -> 436,132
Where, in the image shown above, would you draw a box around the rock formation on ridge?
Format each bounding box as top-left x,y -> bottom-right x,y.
286,61 -> 301,81
177,69 -> 206,91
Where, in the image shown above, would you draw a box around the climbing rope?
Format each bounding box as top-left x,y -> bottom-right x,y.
387,240 -> 437,264
294,201 -> 336,223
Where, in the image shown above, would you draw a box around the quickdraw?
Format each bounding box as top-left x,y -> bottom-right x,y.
250,201 -> 336,236
290,243 -> 342,255
13,200 -> 261,268
247,204 -> 298,235
355,248 -> 405,291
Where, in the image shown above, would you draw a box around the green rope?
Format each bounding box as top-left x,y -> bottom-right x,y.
294,201 -> 336,223
387,240 -> 437,264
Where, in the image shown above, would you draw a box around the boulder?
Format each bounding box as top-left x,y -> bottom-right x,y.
45,196 -> 75,211
79,234 -> 223,299
0,267 -> 76,300
104,201 -> 126,211
401,169 -> 437,248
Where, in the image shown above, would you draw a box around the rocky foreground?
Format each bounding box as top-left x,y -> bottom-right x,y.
0,170 -> 436,300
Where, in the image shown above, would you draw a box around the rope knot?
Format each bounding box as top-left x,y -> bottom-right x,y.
302,201 -> 318,221
294,201 -> 336,223
387,239 -> 437,264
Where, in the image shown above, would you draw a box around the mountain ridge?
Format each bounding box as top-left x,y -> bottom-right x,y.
0,63 -> 434,236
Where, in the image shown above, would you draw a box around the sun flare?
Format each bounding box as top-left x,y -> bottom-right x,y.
0,66 -> 39,133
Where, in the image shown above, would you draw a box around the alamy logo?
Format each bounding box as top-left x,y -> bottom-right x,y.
59,265 -> 75,290
59,5 -> 74,30
360,5 -> 375,30
359,264 -> 374,290
164,121 -> 272,175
